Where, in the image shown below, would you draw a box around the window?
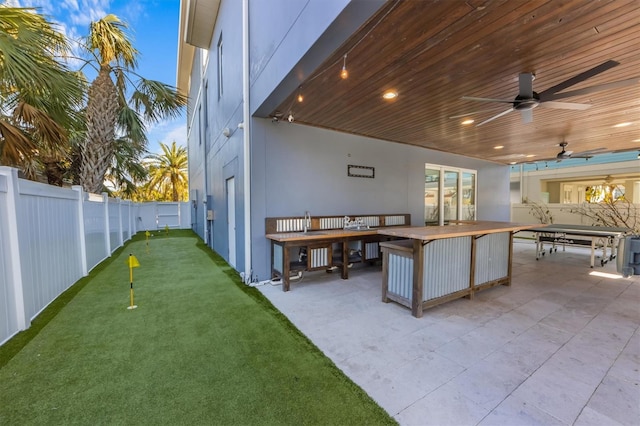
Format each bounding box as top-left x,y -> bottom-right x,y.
203,81 -> 208,130
425,164 -> 476,225
198,104 -> 202,146
217,34 -> 223,99
201,48 -> 208,76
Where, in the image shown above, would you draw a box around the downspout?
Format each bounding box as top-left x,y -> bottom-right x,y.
242,0 -> 252,281
203,114 -> 208,246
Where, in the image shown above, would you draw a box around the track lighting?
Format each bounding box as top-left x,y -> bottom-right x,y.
340,54 -> 349,79
297,92 -> 303,103
287,114 -> 294,123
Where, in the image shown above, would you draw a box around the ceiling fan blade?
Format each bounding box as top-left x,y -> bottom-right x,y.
461,96 -> 514,103
449,108 -> 502,119
520,109 -> 533,123
541,78 -> 640,101
519,73 -> 533,97
476,108 -> 514,126
538,59 -> 619,97
539,101 -> 592,110
571,155 -> 594,159
573,147 -> 607,156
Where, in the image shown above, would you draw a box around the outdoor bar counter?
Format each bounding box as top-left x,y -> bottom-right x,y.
378,221 -> 539,317
266,228 -> 395,291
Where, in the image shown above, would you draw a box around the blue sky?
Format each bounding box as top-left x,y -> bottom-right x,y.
12,0 -> 186,154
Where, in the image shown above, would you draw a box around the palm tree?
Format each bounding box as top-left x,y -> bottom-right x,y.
79,14 -> 185,193
144,141 -> 188,201
0,6 -> 84,170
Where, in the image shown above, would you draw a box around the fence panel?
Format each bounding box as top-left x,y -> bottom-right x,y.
16,180 -> 83,322
84,193 -> 108,272
108,198 -> 121,253
136,203 -> 157,231
156,203 -> 181,229
0,166 -> 191,346
122,201 -> 131,242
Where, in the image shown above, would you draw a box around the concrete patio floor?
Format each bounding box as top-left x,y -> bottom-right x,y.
258,239 -> 640,425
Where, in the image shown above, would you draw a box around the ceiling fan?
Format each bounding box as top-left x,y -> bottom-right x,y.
555,142 -> 605,161
459,60 -> 639,126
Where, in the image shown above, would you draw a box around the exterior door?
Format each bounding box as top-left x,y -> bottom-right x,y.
226,177 -> 236,268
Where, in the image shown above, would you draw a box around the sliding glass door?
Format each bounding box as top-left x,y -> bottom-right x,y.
425,165 -> 476,225
424,168 -> 440,225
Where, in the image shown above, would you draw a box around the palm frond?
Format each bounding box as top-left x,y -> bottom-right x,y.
0,117 -> 36,164
130,78 -> 187,123
0,6 -> 83,106
87,14 -> 138,69
116,105 -> 147,147
143,141 -> 188,201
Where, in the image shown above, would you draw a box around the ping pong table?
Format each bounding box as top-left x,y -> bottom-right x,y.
528,224 -> 631,268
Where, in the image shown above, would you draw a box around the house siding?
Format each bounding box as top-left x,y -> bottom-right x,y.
182,0 -> 511,280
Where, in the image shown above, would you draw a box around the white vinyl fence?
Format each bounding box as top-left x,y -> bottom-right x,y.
0,167 -> 190,346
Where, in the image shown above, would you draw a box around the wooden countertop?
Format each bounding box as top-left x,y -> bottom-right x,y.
377,221 -> 540,241
266,228 -> 381,242
266,221 -> 539,243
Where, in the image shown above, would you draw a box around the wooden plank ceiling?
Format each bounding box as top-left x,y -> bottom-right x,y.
269,0 -> 640,165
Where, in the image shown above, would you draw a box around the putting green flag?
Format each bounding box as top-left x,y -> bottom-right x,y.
127,255 -> 140,268
127,254 -> 140,310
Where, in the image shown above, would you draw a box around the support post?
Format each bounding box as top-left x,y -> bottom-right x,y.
0,167 -> 29,330
103,192 -> 111,255
72,185 -> 88,276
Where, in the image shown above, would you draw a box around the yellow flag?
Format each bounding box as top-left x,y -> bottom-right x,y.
145,231 -> 150,238
127,254 -> 140,268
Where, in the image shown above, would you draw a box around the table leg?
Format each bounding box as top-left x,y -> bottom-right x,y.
411,239 -> 424,318
341,240 -> 349,280
381,249 -> 389,303
282,244 -> 291,291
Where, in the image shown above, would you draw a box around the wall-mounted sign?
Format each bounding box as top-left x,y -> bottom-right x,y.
348,164 -> 375,178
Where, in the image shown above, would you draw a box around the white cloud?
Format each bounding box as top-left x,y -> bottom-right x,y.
165,124 -> 187,146
146,119 -> 187,154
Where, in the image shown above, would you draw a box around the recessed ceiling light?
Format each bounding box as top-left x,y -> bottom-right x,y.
461,119 -> 474,125
494,145 -> 504,149
382,90 -> 398,100
633,139 -> 640,143
613,122 -> 633,128
525,154 -> 536,158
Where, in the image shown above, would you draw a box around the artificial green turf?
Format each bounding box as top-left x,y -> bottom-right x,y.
0,230 -> 396,425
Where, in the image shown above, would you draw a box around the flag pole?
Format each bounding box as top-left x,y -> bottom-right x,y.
127,254 -> 138,310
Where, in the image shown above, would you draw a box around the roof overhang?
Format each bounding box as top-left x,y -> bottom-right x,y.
176,0 -> 221,95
